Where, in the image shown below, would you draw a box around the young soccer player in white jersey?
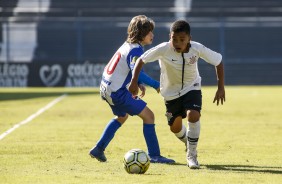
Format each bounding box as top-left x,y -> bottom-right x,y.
89,15 -> 175,164
129,20 -> 226,169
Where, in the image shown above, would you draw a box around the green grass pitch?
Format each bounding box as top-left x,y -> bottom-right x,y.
0,86 -> 281,184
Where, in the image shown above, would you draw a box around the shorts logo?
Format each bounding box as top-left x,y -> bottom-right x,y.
165,112 -> 173,122
193,104 -> 201,108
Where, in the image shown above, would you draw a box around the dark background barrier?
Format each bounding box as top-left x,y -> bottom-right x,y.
0,62 -> 105,87
0,0 -> 282,86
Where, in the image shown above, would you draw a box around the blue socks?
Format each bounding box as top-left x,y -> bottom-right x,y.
95,120 -> 160,157
143,124 -> 160,157
96,119 -> 121,151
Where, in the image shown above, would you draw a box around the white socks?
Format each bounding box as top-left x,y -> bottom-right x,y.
174,124 -> 187,143
187,121 -> 200,156
174,121 -> 201,156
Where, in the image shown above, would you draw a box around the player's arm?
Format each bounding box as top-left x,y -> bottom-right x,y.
197,42 -> 225,105
213,62 -> 225,105
129,58 -> 145,96
129,43 -> 164,95
139,71 -> 160,93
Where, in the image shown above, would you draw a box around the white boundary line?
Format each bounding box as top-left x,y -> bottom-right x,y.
0,94 -> 68,141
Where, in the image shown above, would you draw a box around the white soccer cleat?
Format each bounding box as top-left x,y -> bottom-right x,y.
187,155 -> 200,169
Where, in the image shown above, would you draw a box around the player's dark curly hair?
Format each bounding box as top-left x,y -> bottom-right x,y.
127,15 -> 155,43
170,20 -> 190,35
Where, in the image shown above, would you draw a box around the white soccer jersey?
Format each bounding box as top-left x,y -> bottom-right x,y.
140,41 -> 222,100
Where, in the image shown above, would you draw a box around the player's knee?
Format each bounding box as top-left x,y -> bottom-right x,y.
187,110 -> 200,123
170,125 -> 181,133
116,114 -> 128,124
145,111 -> 155,123
140,107 -> 155,123
169,117 -> 182,133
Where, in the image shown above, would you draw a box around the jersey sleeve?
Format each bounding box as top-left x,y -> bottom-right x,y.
140,42 -> 167,64
138,71 -> 160,89
197,43 -> 222,66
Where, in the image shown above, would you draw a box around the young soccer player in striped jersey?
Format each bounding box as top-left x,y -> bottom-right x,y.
89,15 -> 175,164
129,20 -> 226,169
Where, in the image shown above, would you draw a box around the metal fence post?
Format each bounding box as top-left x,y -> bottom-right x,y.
6,21 -> 10,63
76,11 -> 83,63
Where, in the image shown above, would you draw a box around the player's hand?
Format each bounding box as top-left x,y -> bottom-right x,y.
138,84 -> 146,98
213,88 -> 225,105
128,81 -> 139,96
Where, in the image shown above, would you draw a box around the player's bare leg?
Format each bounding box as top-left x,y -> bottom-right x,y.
170,116 -> 188,151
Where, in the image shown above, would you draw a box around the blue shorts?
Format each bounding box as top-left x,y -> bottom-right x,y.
106,89 -> 146,117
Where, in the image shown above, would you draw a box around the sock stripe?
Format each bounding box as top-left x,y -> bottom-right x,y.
179,132 -> 187,140
188,137 -> 199,142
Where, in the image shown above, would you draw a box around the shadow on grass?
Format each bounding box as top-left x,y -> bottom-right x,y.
167,163 -> 282,174
169,162 -> 187,166
0,91 -> 100,101
204,164 -> 282,174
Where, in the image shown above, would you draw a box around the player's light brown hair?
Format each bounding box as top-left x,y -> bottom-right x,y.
127,15 -> 155,43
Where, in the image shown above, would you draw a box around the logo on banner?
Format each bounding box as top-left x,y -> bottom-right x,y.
0,64 -> 29,87
40,64 -> 63,86
65,62 -> 105,87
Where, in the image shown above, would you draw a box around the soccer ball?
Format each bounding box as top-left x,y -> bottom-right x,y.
123,149 -> 150,174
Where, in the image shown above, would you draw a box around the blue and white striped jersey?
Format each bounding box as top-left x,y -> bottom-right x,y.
101,42 -> 159,100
